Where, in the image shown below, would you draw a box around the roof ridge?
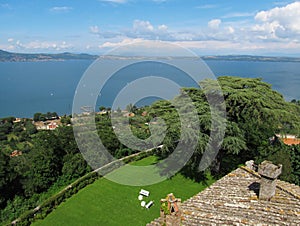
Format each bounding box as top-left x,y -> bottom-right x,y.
240,165 -> 261,178
276,180 -> 300,200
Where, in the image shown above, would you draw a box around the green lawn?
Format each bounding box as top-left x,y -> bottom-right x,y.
33,156 -> 214,226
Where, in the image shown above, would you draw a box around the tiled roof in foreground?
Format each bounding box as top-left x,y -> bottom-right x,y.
147,167 -> 300,225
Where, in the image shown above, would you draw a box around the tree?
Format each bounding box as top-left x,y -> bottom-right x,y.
24,120 -> 37,135
99,106 -> 106,111
12,123 -> 23,133
126,103 -> 137,113
149,76 -> 300,178
290,145 -> 300,185
62,153 -> 90,181
33,112 -> 42,122
0,151 -> 10,207
22,144 -> 61,195
55,126 -> 78,155
0,121 -> 13,135
21,131 -> 64,195
218,76 -> 299,156
60,115 -> 71,125
291,99 -> 300,105
51,112 -> 59,119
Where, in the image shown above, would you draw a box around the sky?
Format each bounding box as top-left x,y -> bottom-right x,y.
1,0 -> 300,56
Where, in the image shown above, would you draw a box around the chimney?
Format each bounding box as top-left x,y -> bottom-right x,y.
258,160 -> 282,201
245,160 -> 257,171
160,193 -> 181,226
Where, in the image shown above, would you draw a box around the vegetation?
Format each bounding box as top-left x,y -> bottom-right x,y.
0,49 -> 98,62
33,156 -> 215,226
0,76 -> 299,225
291,99 -> 300,106
0,117 -> 91,223
146,76 -> 300,180
33,112 -> 59,122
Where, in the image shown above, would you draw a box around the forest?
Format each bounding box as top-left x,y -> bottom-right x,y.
0,76 -> 300,224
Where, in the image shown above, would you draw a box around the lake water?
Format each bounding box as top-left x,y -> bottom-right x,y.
0,59 -> 299,118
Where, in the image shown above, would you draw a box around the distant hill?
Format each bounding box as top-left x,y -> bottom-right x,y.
0,50 -> 98,62
201,55 -> 300,62
1,49 -> 300,62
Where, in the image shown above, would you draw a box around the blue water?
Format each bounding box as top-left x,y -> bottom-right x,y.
0,60 -> 90,118
206,60 -> 300,101
0,59 -> 299,118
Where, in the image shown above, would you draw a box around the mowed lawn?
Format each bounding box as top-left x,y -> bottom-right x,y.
33,156 -> 214,226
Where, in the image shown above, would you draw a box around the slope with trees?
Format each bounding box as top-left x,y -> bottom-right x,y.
0,76 -> 299,224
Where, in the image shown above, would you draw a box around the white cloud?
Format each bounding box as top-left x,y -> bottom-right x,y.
89,25 -> 122,39
208,19 -> 221,30
11,40 -> 72,51
152,0 -> 168,3
169,32 -> 197,41
158,24 -> 168,31
126,20 -> 173,40
50,6 -> 73,13
77,3 -> 300,55
226,26 -> 235,34
7,38 -> 14,42
173,39 -> 300,55
92,18 -> 232,44
174,40 -> 242,51
6,45 -> 15,50
99,0 -> 127,4
222,12 -> 255,19
196,4 -> 218,9
133,20 -> 154,32
254,2 -> 300,39
90,25 -> 100,34
99,38 -> 144,48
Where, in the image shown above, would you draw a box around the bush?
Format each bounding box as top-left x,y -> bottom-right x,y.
9,172 -> 99,225
9,150 -> 155,225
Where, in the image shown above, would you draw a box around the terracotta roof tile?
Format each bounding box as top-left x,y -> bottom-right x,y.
282,138 -> 300,145
147,167 -> 300,225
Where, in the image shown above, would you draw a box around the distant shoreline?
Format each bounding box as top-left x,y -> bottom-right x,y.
202,55 -> 300,63
0,49 -> 98,62
1,49 -> 300,63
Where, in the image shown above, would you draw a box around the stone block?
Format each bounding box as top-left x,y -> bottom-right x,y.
258,160 -> 282,179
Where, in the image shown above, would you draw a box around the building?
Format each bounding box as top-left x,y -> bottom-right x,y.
10,150 -> 22,157
13,118 -> 21,123
276,134 -> 300,146
47,121 -> 58,130
34,120 -> 60,130
147,161 -> 300,225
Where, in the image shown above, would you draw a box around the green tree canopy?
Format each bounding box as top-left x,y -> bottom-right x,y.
150,76 -> 300,178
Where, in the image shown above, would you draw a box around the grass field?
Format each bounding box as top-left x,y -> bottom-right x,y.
33,156 -> 214,226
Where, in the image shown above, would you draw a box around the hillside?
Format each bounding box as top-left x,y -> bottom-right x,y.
201,55 -> 300,62
0,50 -> 98,62
1,49 -> 300,62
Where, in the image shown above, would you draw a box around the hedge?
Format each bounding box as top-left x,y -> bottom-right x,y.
9,171 -> 98,226
10,147 -> 158,225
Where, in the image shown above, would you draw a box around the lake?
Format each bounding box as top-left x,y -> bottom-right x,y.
0,59 -> 299,118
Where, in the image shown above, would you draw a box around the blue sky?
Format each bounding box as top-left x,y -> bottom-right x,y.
0,0 -> 300,56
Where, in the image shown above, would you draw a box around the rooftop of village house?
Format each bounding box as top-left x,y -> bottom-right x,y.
276,134 -> 300,146
147,161 -> 300,226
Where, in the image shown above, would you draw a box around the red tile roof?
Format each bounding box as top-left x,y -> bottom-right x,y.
282,138 -> 300,145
